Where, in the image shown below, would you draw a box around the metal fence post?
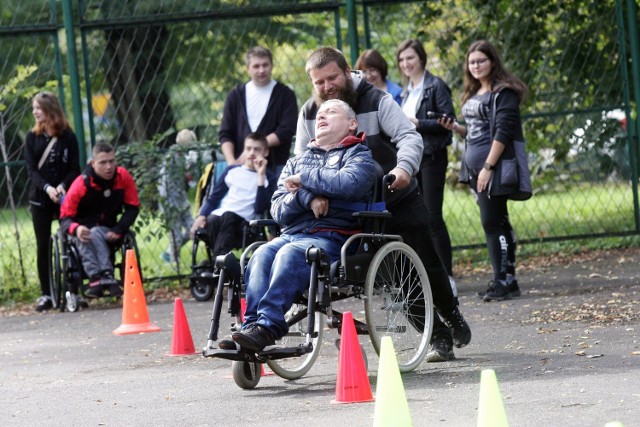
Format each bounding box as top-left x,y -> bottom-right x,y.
625,0 -> 640,230
61,0 -> 87,166
346,0 -> 359,65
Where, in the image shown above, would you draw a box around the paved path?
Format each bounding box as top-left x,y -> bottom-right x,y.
1,248 -> 639,426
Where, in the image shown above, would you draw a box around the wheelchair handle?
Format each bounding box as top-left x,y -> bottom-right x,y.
382,174 -> 396,204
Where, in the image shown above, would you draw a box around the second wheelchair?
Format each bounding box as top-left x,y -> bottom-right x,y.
48,228 -> 140,312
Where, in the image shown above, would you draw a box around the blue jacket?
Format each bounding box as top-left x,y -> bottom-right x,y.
272,132 -> 375,235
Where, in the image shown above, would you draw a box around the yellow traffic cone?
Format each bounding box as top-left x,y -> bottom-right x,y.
477,369 -> 509,427
372,336 -> 412,427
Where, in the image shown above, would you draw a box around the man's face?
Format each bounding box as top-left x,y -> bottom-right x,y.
243,139 -> 268,169
315,102 -> 356,148
309,61 -> 351,102
91,151 -> 117,180
247,55 -> 273,87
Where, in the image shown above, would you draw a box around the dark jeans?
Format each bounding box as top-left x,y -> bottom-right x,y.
205,211 -> 248,257
469,174 -> 517,282
387,188 -> 456,343
30,202 -> 59,297
416,149 -> 453,276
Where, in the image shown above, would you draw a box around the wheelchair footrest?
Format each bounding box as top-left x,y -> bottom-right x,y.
202,343 -> 313,362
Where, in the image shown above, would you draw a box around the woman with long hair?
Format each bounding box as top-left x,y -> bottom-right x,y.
442,40 -> 528,302
396,38 -> 458,362
24,91 -> 80,311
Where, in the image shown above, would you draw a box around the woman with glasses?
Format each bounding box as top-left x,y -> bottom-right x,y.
24,91 -> 80,311
354,49 -> 403,105
441,39 -> 528,302
396,38 -> 457,362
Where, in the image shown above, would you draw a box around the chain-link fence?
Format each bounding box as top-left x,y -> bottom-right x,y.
1,0 -> 639,296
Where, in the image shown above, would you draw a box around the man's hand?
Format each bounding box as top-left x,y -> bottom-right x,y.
75,225 -> 92,243
105,231 -> 122,242
388,167 -> 411,190
190,215 -> 206,239
284,174 -> 302,193
310,196 -> 329,218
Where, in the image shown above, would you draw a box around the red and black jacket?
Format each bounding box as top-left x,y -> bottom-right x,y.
60,164 -> 140,237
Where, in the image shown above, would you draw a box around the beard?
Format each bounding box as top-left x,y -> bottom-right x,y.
313,78 -> 358,110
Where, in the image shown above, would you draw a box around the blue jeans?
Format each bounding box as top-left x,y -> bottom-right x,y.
243,231 -> 348,339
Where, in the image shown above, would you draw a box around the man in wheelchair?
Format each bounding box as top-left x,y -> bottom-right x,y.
59,142 -> 140,298
219,99 -> 376,352
189,132 -> 277,268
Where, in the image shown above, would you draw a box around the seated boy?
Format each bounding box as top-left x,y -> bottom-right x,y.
189,132 -> 277,261
220,99 -> 376,351
60,142 -> 140,298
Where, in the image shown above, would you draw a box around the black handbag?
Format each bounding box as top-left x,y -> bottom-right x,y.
487,93 -> 532,201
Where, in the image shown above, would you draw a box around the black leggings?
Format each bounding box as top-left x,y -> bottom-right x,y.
30,202 -> 59,297
416,149 -> 453,276
470,176 -> 516,282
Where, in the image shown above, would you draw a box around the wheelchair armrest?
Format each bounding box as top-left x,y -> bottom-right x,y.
352,211 -> 393,220
249,219 -> 278,228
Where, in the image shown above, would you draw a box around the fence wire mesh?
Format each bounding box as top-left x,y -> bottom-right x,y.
0,0 -> 638,297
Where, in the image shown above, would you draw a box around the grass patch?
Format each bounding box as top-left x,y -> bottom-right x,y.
1,182 -> 638,305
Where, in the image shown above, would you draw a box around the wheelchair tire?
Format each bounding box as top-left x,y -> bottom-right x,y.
364,241 -> 432,372
48,233 -> 63,311
231,361 -> 261,389
266,304 -> 323,380
190,260 -> 216,302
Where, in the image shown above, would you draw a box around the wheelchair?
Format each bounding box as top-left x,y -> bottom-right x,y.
189,217 -> 270,302
201,175 -> 434,389
48,228 -> 140,312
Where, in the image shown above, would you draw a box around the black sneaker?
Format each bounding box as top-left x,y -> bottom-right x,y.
439,306 -> 472,348
508,280 -> 522,297
426,337 -> 456,362
85,280 -> 105,298
232,324 -> 276,352
478,280 -> 521,298
218,336 -> 240,350
35,295 -> 53,312
483,281 -> 513,302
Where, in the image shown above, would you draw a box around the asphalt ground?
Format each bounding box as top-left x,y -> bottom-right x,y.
1,247 -> 639,426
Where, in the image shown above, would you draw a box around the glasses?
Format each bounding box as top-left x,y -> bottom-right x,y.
468,58 -> 490,67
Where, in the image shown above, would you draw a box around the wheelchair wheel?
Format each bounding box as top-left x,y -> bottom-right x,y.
364,241 -> 432,372
231,360 -> 261,389
48,233 -> 63,311
190,260 -> 216,302
266,303 -> 323,380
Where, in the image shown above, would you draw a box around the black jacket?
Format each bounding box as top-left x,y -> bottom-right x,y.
400,71 -> 455,156
218,81 -> 297,167
24,128 -> 81,208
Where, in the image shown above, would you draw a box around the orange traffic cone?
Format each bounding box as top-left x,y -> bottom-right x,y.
166,298 -> 197,356
239,298 -> 272,376
331,311 -> 374,404
113,249 -> 161,335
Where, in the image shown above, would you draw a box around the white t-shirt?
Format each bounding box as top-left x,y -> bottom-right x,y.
212,166 -> 268,221
401,74 -> 425,120
245,80 -> 276,131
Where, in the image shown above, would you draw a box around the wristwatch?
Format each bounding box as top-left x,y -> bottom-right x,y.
483,162 -> 495,171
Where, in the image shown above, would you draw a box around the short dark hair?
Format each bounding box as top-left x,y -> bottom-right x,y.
92,141 -> 115,157
354,49 -> 389,80
245,132 -> 268,149
245,46 -> 272,65
305,47 -> 349,75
